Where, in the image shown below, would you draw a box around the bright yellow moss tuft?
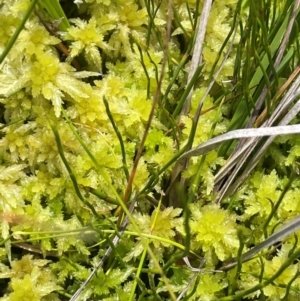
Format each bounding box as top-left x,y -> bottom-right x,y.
190,203 -> 239,261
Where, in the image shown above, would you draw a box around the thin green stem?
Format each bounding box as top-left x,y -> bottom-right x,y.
37,0 -> 70,31
103,97 -> 129,181
0,0 -> 39,64
51,124 -> 99,217
172,64 -> 203,119
216,248 -> 300,301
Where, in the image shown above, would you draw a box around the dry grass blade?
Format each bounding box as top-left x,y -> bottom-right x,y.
180,115 -> 300,159
69,199 -> 136,301
168,0 -> 213,207
218,1 -> 298,159
273,0 -> 300,68
221,98 -> 300,201
220,214 -> 300,271
214,69 -> 300,186
243,0 -> 300,129
212,1 -> 300,203
168,12 -> 238,207
179,0 -> 213,117
215,73 -> 300,202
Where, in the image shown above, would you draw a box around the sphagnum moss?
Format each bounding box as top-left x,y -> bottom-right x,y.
0,0 -> 299,300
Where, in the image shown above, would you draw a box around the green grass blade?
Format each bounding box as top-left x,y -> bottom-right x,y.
0,0 -> 39,64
